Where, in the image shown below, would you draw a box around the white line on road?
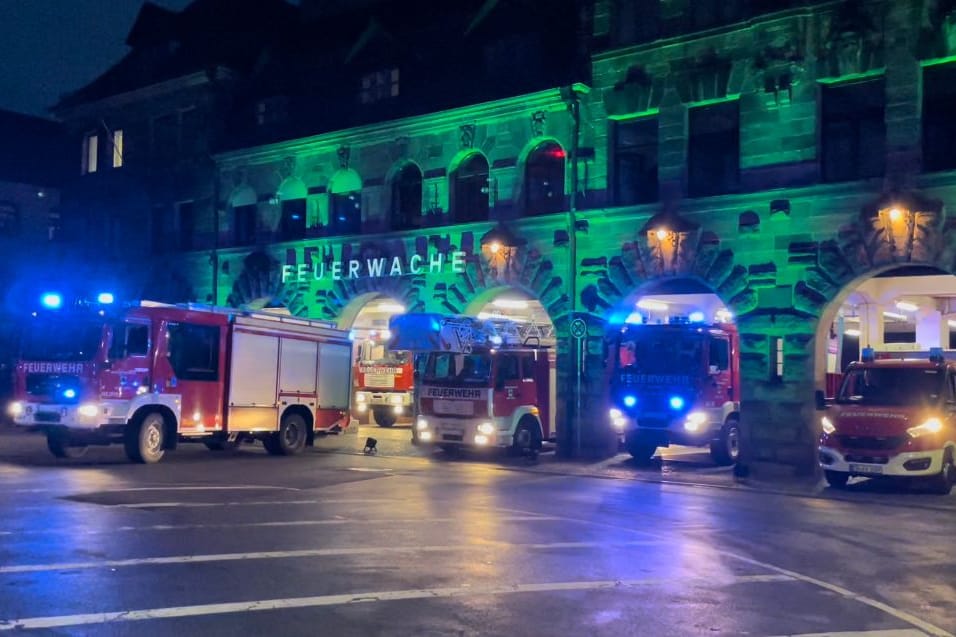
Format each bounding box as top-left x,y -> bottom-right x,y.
114,497 -> 403,509
0,515 -> 560,537
0,540 -> 666,574
768,631 -> 929,637
5,485 -> 301,494
0,574 -> 794,631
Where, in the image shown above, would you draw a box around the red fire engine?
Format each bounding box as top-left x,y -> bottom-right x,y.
389,313 -> 556,453
7,301 -> 353,463
352,330 -> 414,427
607,316 -> 741,465
816,347 -> 956,494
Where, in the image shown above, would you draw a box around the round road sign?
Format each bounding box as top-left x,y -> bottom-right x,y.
569,318 -> 588,339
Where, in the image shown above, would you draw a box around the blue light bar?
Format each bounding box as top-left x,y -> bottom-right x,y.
669,395 -> 685,410
97,292 -> 115,304
623,395 -> 637,408
688,311 -> 705,323
41,293 -> 62,309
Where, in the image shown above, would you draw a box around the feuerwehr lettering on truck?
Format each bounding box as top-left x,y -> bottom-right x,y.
23,362 -> 85,374
423,387 -> 483,400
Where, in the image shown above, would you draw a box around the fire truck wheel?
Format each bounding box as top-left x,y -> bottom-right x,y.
625,439 -> 657,463
511,418 -> 542,455
825,470 -> 850,489
125,412 -> 166,464
710,417 -> 741,466
372,408 -> 397,428
268,412 -> 307,456
927,450 -> 955,495
46,431 -> 88,459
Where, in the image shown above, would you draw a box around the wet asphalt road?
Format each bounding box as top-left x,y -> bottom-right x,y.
0,427 -> 954,636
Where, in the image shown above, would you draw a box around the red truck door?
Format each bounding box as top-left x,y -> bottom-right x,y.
100,320 -> 151,400
493,352 -> 535,419
156,320 -> 226,433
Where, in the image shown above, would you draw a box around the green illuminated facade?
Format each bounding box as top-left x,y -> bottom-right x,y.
60,0 -> 956,467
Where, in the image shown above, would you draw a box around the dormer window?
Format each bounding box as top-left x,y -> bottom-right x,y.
360,68 -> 399,104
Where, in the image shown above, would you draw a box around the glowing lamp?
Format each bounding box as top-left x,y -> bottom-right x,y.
97,292 -> 115,304
489,242 -> 501,254
41,293 -> 62,309
623,395 -> 637,408
888,207 -> 903,222
655,229 -> 670,241
669,395 -> 685,410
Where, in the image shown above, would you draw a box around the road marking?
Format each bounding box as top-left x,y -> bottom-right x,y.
0,540 -> 668,574
768,631 -> 929,637
492,506 -> 954,637
0,515 -> 559,537
7,485 -> 301,494
0,574 -> 793,631
114,497 -> 403,509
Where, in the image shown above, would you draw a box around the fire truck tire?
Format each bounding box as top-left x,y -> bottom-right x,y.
511,418 -> 542,455
825,470 -> 849,488
626,439 -> 657,463
372,408 -> 396,428
267,412 -> 307,456
46,431 -> 88,459
927,450 -> 955,495
710,417 -> 741,466
125,412 -> 166,464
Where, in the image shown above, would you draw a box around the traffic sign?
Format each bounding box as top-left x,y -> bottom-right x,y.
569,318 -> 587,340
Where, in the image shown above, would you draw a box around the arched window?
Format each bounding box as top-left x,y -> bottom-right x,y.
451,153 -> 489,223
277,177 -> 308,241
390,162 -> 422,231
329,169 -> 363,236
524,141 -> 565,216
229,186 -> 258,247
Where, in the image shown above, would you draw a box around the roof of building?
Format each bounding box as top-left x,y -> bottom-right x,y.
0,109 -> 70,187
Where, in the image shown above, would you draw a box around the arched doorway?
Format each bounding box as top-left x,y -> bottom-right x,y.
339,293 -> 410,428
609,277 -> 739,466
464,286 -> 557,348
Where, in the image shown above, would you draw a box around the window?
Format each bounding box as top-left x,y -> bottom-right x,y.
521,356 -> 536,381
280,198 -> 307,241
611,0 -> 660,46
391,163 -> 423,231
234,204 -> 257,246
329,192 -> 362,235
451,153 -> 489,223
524,141 -> 566,216
821,78 -> 885,182
177,201 -> 195,251
167,323 -> 220,381
152,113 -> 178,159
772,337 -> 784,380
360,68 -> 400,104
0,203 -> 18,237
923,64 -> 956,172
688,101 -> 739,196
612,117 -> 658,205
112,129 -> 124,168
255,97 -> 289,127
110,323 -> 149,360
497,354 -> 521,384
709,338 -> 730,371
82,133 -> 98,174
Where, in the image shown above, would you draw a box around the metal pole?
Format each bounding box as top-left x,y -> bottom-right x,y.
566,86 -> 581,456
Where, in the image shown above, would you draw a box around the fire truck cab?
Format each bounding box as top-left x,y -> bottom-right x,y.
607,317 -> 741,465
389,313 -> 556,454
7,301 -> 353,463
352,331 -> 414,428
817,347 -> 956,494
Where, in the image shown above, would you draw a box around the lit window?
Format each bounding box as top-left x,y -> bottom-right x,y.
775,337 -> 784,379
112,129 -> 124,168
82,133 -> 98,174
360,69 -> 400,104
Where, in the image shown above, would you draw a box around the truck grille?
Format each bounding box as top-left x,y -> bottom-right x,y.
838,435 -> 907,450
26,374 -> 81,400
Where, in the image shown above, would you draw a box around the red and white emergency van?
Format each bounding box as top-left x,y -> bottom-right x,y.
7,301 -> 353,463
389,313 -> 556,453
352,330 -> 414,427
816,348 -> 956,494
607,317 -> 741,464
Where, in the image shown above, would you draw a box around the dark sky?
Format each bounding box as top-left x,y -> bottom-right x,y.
0,0 -> 192,118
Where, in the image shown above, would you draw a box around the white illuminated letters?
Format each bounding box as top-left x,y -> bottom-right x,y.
280,249 -> 469,283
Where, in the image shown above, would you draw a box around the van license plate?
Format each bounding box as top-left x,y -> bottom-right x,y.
849,464 -> 883,475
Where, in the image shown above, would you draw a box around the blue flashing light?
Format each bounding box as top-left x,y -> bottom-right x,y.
861,347 -> 875,363
669,395 -> 685,410
623,395 -> 637,408
41,293 -> 62,309
63,389 -> 76,399
348,330 -> 357,342
97,292 -> 115,304
688,311 -> 705,323
625,311 -> 644,325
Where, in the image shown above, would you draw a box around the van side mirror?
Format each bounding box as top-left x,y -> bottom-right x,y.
814,390 -> 828,411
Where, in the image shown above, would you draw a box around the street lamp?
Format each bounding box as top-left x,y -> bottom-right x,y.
480,223 -> 526,277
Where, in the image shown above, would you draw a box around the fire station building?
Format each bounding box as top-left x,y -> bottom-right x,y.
49,0 -> 956,470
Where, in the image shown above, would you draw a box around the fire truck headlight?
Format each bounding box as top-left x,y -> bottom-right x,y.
684,412 -> 707,432
7,401 -> 24,417
474,434 -> 490,445
477,422 -> 495,435
77,404 -> 99,418
416,417 -> 429,431
623,395 -> 637,408
821,416 -> 836,435
907,417 -> 942,438
356,393 -> 368,403
609,408 -> 622,420
419,431 -> 433,442
669,396 -> 685,410
389,394 -> 403,405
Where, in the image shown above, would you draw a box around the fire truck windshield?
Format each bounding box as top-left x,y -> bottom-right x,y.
423,352 -> 491,386
616,331 -> 704,375
836,367 -> 944,407
20,319 -> 103,362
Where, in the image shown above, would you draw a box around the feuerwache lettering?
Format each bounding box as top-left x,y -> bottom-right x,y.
282,250 -> 467,283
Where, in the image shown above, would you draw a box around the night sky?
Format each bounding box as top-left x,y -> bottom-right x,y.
0,0 -> 192,118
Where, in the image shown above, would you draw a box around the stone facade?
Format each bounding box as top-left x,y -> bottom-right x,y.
116,1 -> 956,465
